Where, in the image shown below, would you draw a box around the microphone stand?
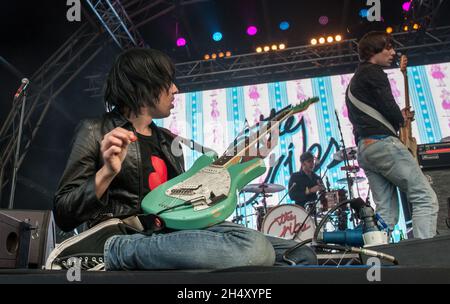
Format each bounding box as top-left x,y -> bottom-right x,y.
8,90 -> 27,209
334,110 -> 353,199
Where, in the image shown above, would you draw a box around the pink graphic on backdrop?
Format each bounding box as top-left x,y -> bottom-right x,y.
340,75 -> 351,90
169,116 -> 180,135
431,65 -> 447,87
295,81 -> 313,136
389,78 -> 402,106
211,98 -> 220,120
169,96 -> 181,135
249,86 -> 263,124
337,75 -> 355,146
209,91 -> 221,144
441,89 -> 450,128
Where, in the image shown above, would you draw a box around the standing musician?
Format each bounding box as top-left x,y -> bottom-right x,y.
288,151 -> 325,208
345,31 -> 438,239
47,48 -> 316,270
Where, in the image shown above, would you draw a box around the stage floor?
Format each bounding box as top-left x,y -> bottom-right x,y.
1,266 -> 449,284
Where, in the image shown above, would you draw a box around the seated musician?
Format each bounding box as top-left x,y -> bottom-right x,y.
47,48 -> 316,270
288,151 -> 325,208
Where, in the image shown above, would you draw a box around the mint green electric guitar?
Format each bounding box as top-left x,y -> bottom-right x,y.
141,97 -> 319,230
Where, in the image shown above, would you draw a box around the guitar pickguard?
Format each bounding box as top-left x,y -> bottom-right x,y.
165,166 -> 231,211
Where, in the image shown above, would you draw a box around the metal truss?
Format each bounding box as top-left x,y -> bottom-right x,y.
174,25 -> 450,92
85,0 -> 146,48
408,0 -> 445,28
122,0 -> 210,30
0,22 -> 106,204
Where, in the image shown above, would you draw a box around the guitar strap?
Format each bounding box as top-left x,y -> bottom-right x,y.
347,82 -> 397,135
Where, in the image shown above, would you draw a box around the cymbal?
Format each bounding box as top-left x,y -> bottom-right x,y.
333,147 -> 358,162
336,176 -> 366,185
241,183 -> 286,193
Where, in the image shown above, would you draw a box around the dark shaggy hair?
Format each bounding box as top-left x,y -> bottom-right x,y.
358,31 -> 393,62
300,151 -> 314,163
104,48 -> 175,117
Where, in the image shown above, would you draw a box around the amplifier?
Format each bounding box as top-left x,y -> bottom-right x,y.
417,142 -> 450,169
0,210 -> 55,268
0,212 -> 31,269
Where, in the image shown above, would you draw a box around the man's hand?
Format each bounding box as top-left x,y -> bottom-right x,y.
100,127 -> 137,176
309,184 -> 325,193
401,107 -> 415,122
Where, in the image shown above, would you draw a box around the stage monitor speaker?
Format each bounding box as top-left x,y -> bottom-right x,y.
360,234 -> 450,267
0,210 -> 56,268
0,212 -> 31,269
423,168 -> 450,235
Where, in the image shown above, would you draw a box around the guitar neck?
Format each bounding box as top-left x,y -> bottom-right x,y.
403,71 -> 410,109
213,110 -> 292,168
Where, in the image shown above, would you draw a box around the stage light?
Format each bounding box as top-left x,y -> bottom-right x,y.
279,21 -> 290,31
311,38 -> 318,45
213,32 -> 223,42
413,23 -> 420,30
335,35 -> 342,42
176,37 -> 186,47
319,37 -> 326,44
403,25 -> 409,32
271,44 -> 278,51
247,26 -> 258,36
402,1 -> 412,12
263,46 -> 270,52
211,53 -> 217,59
386,26 -> 394,34
225,51 -> 232,57
327,36 -> 334,43
256,47 -> 263,53
279,43 -> 286,50
204,54 -> 210,60
218,52 -> 224,58
359,9 -> 368,18
319,16 -> 329,25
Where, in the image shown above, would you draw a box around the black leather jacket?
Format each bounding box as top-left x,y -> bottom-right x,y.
54,109 -> 185,232
345,62 -> 404,142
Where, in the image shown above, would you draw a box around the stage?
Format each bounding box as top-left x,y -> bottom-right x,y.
1,266 -> 449,284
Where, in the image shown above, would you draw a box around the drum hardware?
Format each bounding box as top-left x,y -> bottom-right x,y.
336,176 -> 366,185
242,183 -> 285,230
332,147 -> 358,162
241,183 -> 285,194
340,165 -> 360,174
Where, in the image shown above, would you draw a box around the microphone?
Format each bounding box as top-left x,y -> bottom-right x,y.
14,78 -> 30,100
277,182 -> 296,206
326,176 -> 331,192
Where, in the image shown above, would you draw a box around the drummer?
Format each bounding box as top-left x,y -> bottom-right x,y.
288,151 -> 325,207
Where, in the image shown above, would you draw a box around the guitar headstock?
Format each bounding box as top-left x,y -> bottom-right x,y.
400,55 -> 408,74
291,97 -> 320,115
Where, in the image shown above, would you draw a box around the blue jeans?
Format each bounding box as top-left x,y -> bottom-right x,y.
104,222 -> 317,270
357,136 -> 439,239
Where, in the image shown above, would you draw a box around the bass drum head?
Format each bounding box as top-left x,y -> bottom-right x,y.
261,204 -> 315,242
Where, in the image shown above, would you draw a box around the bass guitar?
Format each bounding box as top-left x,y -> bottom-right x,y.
398,55 -> 418,159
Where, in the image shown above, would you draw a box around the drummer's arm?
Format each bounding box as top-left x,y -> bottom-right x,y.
288,176 -> 309,202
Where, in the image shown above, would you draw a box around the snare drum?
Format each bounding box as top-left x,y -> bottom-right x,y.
261,204 -> 315,241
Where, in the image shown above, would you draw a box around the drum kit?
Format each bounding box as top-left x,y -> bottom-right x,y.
234,146 -> 368,242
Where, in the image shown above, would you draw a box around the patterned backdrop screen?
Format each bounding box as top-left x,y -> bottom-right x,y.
156,62 -> 450,231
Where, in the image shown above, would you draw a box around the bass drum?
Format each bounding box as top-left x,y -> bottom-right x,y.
261,204 -> 315,242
